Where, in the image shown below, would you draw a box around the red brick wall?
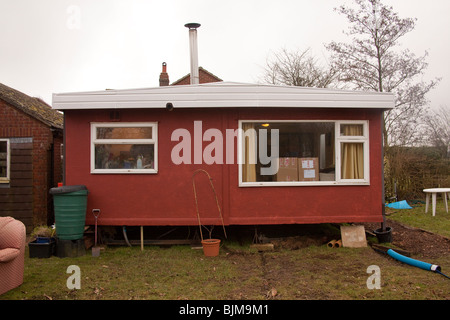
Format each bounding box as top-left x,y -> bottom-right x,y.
0,100 -> 62,229
173,69 -> 222,85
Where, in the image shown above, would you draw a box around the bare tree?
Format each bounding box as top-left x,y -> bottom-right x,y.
326,0 -> 440,147
422,106 -> 450,156
261,48 -> 339,88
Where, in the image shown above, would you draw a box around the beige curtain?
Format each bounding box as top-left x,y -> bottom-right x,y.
341,125 -> 364,179
242,123 -> 256,182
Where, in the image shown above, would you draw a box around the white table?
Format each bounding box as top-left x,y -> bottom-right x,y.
423,188 -> 450,216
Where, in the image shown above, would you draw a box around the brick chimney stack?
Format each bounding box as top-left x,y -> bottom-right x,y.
159,62 -> 169,86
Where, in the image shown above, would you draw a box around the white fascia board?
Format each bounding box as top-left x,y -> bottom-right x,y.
52,82 -> 395,110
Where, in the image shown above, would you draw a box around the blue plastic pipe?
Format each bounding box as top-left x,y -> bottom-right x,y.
387,249 -> 441,272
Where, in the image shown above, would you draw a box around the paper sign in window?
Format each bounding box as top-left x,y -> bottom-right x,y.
304,169 -> 316,179
302,160 -> 314,169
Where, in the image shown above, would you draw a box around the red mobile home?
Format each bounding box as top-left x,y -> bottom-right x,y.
52,82 -> 394,228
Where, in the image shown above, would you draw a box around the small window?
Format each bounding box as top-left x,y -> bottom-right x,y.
0,139 -> 10,183
336,122 -> 369,182
91,123 -> 158,174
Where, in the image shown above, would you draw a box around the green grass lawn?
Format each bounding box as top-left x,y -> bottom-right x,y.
2,243 -> 449,301
387,200 -> 450,238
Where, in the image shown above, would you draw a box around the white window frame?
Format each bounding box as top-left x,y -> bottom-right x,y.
238,120 -> 370,187
0,139 -> 10,183
335,120 -> 370,184
91,122 -> 158,174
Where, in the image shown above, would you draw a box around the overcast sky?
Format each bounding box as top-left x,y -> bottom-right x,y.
0,0 -> 448,110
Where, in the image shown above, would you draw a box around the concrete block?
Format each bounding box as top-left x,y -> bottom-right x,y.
340,225 -> 367,248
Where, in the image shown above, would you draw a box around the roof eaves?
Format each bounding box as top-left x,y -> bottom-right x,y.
52,82 -> 395,111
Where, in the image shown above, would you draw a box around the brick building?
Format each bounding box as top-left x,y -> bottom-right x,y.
159,63 -> 222,86
0,83 -> 63,232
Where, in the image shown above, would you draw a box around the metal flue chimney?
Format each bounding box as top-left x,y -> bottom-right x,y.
185,23 -> 201,85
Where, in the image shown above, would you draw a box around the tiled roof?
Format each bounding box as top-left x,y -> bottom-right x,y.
0,83 -> 63,129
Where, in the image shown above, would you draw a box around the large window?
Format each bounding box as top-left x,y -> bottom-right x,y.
239,120 -> 369,186
91,123 -> 158,174
0,139 -> 10,183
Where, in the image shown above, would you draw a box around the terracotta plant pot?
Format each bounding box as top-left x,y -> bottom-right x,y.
201,239 -> 221,257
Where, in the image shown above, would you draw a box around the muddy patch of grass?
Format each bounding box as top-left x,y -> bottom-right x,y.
2,240 -> 449,301
2,205 -> 449,301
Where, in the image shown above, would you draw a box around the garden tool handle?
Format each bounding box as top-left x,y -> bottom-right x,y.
92,209 -> 100,245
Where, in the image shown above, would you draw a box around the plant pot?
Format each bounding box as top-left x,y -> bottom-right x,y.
374,227 -> 393,243
201,239 -> 221,257
29,238 -> 56,258
55,238 -> 85,258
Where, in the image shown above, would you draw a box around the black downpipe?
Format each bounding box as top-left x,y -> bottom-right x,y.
63,113 -> 66,186
381,112 -> 386,231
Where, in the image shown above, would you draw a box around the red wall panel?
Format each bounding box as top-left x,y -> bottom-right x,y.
64,107 -> 384,227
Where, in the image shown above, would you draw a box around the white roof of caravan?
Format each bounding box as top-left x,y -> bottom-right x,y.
52,82 -> 395,110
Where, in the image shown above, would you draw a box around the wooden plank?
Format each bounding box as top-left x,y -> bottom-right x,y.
10,149 -> 33,156
10,171 -> 32,179
10,163 -> 32,171
0,187 -> 33,195
9,144 -> 33,193
0,209 -> 32,217
0,194 -> 33,203
0,202 -> 32,210
106,239 -> 199,246
10,143 -> 33,150
0,188 -> 32,195
11,155 -> 32,164
10,178 -> 33,187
